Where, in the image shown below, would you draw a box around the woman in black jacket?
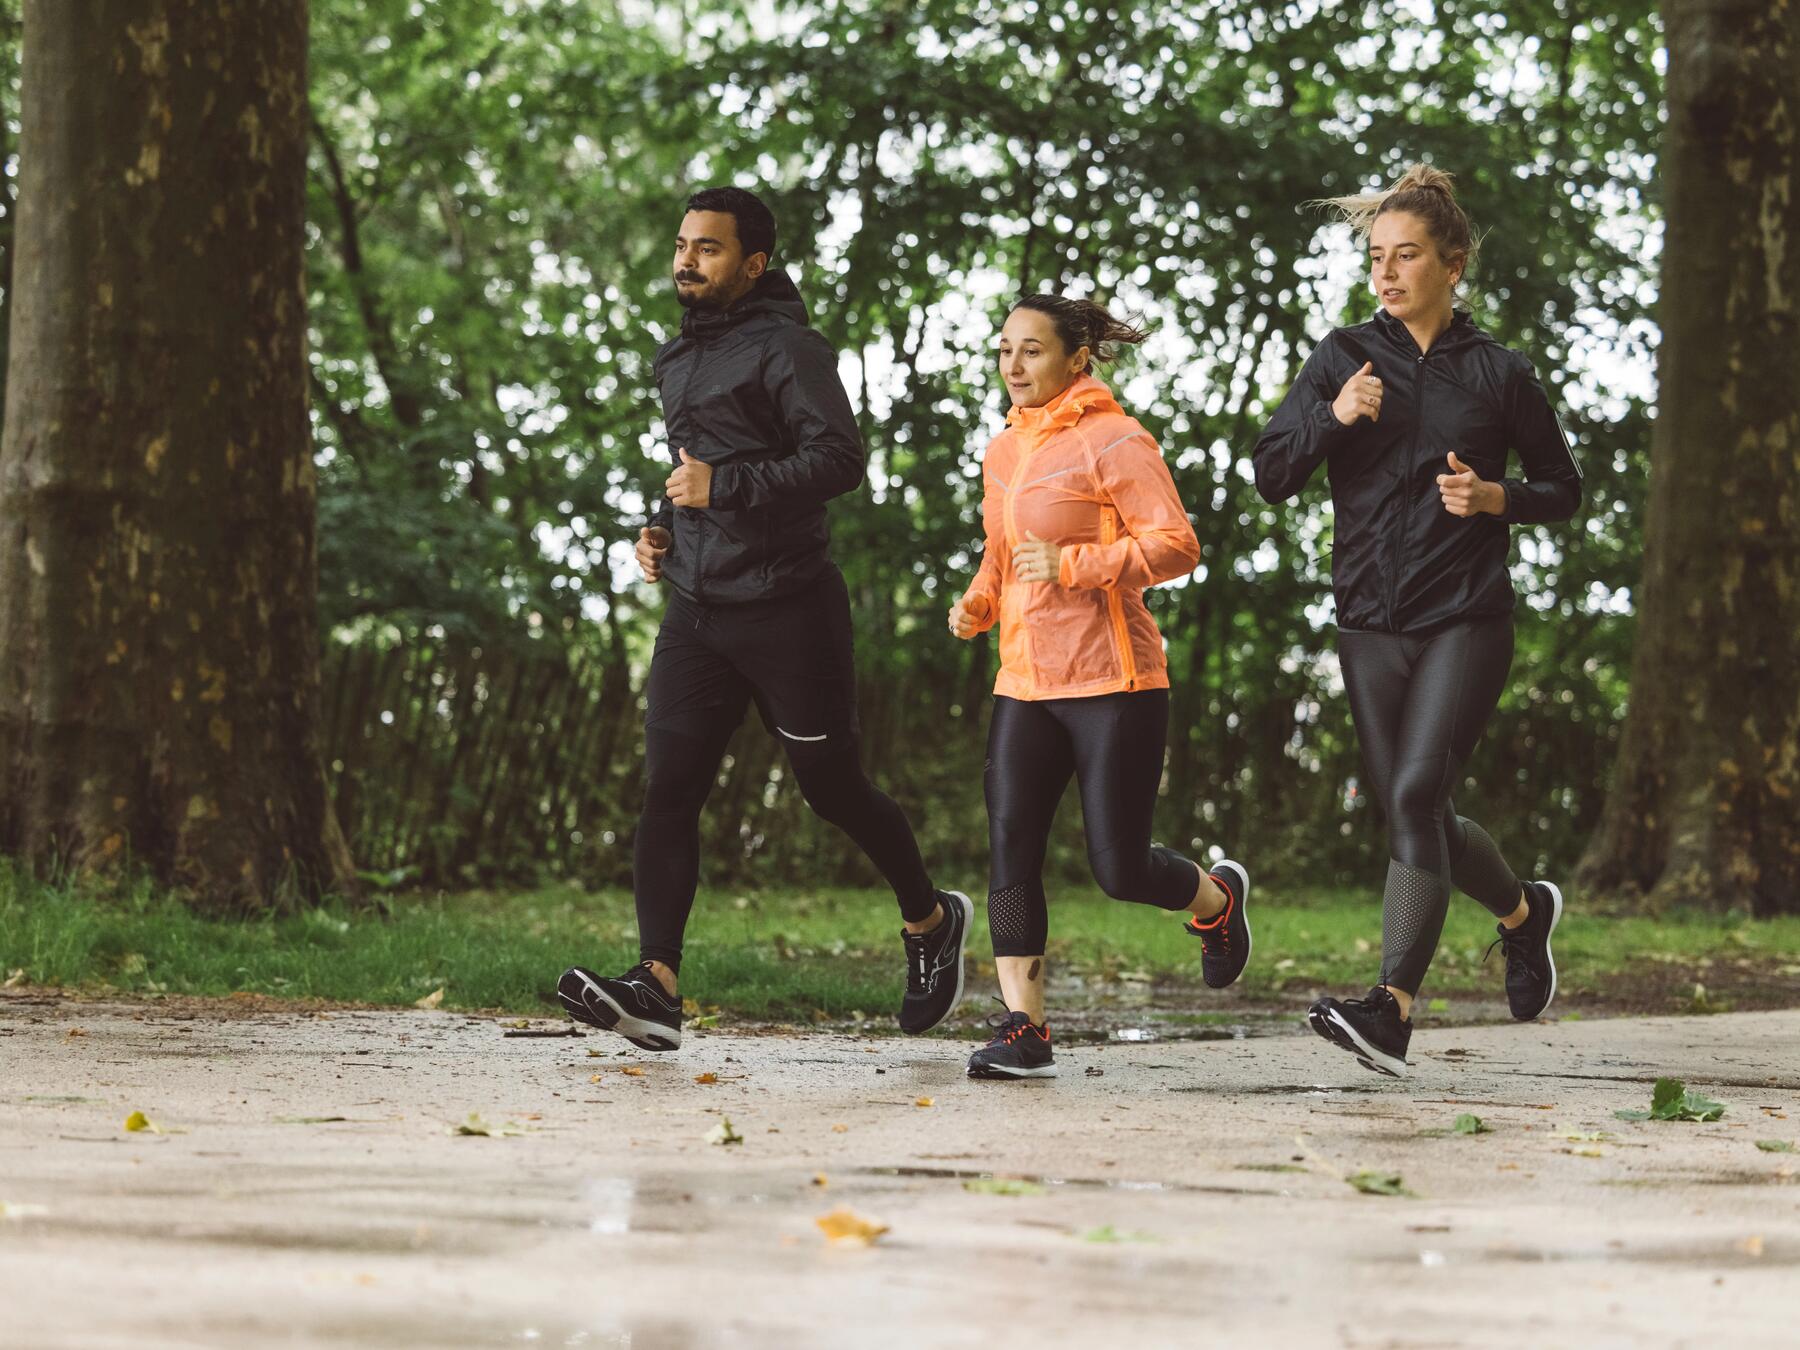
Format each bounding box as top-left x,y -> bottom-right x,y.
1251,165 -> 1582,1077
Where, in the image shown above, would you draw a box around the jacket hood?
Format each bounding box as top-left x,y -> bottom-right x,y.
1005,373 -> 1125,446
681,268 -> 809,339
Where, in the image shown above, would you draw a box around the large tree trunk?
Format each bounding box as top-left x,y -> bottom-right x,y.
0,0 -> 355,910
1578,0 -> 1799,914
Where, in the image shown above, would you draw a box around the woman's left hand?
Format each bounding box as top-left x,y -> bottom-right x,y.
1436,452 -> 1506,517
1011,531 -> 1063,584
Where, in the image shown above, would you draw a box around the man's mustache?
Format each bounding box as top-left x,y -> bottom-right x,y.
674,273 -> 706,284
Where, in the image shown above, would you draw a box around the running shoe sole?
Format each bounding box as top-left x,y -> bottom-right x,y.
1518,880 -> 1564,1021
1308,1001 -> 1408,1078
557,969 -> 681,1052
904,889 -> 975,1035
967,1061 -> 1059,1080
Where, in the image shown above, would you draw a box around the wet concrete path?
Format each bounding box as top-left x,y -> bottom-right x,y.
3,994 -> 1797,1347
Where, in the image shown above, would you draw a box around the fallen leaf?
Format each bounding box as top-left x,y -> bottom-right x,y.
1567,1147 -> 1606,1158
694,1073 -> 718,1085
1738,1235 -> 1765,1257
963,1177 -> 1045,1197
691,1014 -> 720,1029
2,969 -> 25,988
448,1114 -> 529,1137
590,1074 -> 603,1084
706,1118 -> 743,1146
501,1019 -> 531,1030
1079,1224 -> 1157,1244
1755,1140 -> 1796,1153
620,1067 -> 645,1078
811,1173 -> 828,1187
1452,1114 -> 1491,1135
1614,1078 -> 1729,1123
586,1049 -> 606,1058
66,1028 -> 87,1039
831,1123 -> 849,1133
815,1208 -> 887,1246
1347,1170 -> 1415,1197
914,1097 -> 935,1108
414,987 -> 445,1010
123,1110 -> 184,1135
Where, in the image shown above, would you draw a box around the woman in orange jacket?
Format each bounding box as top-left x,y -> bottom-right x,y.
948,293 -> 1253,1079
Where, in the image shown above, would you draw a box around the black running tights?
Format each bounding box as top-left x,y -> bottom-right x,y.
984,690 -> 1197,958
1338,617 -> 1525,997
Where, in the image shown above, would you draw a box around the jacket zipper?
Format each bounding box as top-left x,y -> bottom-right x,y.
1003,438 -> 1036,696
1102,508 -> 1137,690
675,340 -> 712,602
1386,349 -> 1428,633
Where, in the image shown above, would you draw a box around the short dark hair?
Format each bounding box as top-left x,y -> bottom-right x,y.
685,186 -> 778,262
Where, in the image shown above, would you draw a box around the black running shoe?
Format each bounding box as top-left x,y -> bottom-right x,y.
899,889 -> 974,1034
966,1010 -> 1057,1079
557,963 -> 682,1052
1488,880 -> 1564,1021
1307,986 -> 1411,1078
1183,859 -> 1252,989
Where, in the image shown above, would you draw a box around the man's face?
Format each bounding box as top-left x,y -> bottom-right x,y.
673,210 -> 765,309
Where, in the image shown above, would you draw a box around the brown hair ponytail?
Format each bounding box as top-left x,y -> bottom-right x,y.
1009,294 -> 1150,369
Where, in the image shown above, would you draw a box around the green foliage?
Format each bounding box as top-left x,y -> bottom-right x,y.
1452,1113 -> 1492,1135
1347,1170 -> 1415,1197
1614,1077 -> 1727,1122
0,3 -> 1667,888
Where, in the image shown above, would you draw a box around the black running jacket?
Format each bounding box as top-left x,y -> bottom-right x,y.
1251,309 -> 1581,634
648,271 -> 864,604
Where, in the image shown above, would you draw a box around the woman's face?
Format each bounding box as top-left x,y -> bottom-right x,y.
998,308 -> 1089,409
1369,211 -> 1462,324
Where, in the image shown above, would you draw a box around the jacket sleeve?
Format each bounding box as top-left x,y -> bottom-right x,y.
960,450 -> 1006,632
1495,356 -> 1582,525
1058,431 -> 1200,591
706,327 -> 867,511
1251,338 -> 1355,503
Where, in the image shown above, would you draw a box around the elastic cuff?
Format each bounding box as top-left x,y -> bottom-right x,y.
898,885 -> 940,926
638,945 -> 682,974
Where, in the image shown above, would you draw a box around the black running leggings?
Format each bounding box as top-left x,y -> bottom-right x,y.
984,690 -> 1198,957
1338,616 -> 1525,997
633,572 -> 937,972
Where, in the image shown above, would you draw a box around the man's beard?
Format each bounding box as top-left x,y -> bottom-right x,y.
675,273 -> 722,309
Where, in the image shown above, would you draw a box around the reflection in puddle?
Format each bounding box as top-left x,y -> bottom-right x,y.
586,1177 -> 633,1236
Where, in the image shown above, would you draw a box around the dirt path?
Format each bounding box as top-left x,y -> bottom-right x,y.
3,992 -> 1797,1348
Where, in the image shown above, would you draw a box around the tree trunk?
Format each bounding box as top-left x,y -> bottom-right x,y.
1577,0 -> 1799,914
0,0 -> 355,910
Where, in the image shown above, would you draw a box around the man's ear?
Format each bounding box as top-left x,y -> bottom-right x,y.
744,251 -> 769,282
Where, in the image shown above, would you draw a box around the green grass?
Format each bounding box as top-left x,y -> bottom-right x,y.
4,865 -> 1799,1020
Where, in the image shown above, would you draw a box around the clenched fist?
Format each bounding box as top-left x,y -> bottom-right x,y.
665,448 -> 713,509
635,526 -> 671,582
1436,452 -> 1505,517
1332,360 -> 1383,427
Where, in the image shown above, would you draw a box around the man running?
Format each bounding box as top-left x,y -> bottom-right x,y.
558,186 -> 971,1051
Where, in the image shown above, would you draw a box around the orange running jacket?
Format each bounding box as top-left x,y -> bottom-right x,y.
960,374 -> 1199,700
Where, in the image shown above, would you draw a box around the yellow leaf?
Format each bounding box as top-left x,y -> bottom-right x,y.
812,1173 -> 828,1187
590,1074 -> 603,1084
620,1066 -> 645,1077
414,987 -> 445,1010
122,1110 -> 182,1135
914,1097 -> 935,1108
815,1208 -> 888,1246
831,1123 -> 849,1133
1738,1235 -> 1765,1258
694,1073 -> 718,1085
